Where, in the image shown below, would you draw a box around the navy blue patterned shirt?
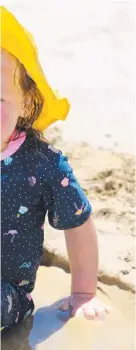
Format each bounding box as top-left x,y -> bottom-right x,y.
1,135 -> 92,290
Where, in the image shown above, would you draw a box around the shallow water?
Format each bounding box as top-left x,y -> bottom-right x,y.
2,0 -> 135,153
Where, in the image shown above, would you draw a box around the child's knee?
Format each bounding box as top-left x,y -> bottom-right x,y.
1,280 -> 34,329
1,281 -> 18,328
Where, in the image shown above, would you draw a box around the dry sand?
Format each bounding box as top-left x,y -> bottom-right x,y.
43,127 -> 135,291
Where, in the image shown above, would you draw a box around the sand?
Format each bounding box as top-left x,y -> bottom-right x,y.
1,266 -> 135,350
43,127 -> 135,291
1,2 -> 135,347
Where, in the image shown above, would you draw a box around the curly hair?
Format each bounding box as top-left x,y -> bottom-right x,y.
13,59 -> 44,141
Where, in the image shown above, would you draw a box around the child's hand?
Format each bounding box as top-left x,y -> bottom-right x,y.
57,293 -> 112,321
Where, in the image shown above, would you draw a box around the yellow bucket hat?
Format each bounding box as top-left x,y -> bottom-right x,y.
1,6 -> 70,130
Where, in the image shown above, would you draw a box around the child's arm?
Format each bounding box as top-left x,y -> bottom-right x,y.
40,144 -> 112,320
57,215 -> 112,320
58,216 -> 112,320
64,215 -> 98,295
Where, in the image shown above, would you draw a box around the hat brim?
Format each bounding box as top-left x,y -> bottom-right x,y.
1,6 -> 70,131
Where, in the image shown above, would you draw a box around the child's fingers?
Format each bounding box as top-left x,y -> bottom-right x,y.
83,305 -> 97,320
58,299 -> 69,311
57,302 -> 74,321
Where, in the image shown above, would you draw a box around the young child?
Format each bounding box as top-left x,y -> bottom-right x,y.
1,7 -> 111,331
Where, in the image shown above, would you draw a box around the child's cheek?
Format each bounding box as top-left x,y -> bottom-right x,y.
1,104 -> 10,129
1,104 -> 15,140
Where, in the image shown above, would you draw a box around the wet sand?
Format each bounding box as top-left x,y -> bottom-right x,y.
2,266 -> 135,350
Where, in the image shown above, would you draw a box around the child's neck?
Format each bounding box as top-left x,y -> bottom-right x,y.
0,130 -> 26,161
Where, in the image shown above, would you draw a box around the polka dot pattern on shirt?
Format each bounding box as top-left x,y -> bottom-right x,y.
1,135 -> 92,289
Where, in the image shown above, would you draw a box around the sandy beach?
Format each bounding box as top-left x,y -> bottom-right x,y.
44,127 -> 135,291
1,1 -> 135,349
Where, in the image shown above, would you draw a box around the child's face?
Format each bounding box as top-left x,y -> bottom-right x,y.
1,49 -> 24,151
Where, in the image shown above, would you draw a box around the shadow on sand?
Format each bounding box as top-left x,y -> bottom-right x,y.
1,298 -> 68,350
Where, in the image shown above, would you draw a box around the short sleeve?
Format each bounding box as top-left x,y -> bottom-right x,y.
41,145 -> 92,230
